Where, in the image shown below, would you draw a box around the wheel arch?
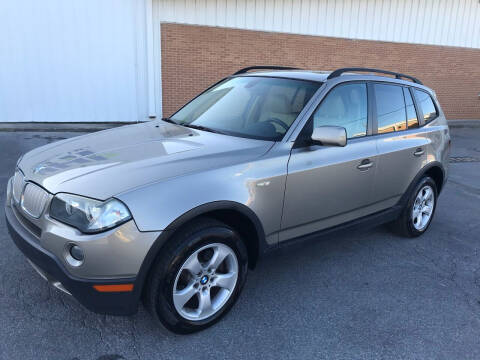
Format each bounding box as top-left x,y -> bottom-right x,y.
399,161 -> 445,206
133,201 -> 266,306
423,164 -> 445,194
163,201 -> 266,269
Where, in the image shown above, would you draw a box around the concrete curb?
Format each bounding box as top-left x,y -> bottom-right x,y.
0,120 -> 479,132
447,120 -> 480,128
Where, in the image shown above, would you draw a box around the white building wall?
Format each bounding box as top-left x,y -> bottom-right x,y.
0,0 -> 478,123
157,0 -> 480,49
0,0 -> 152,123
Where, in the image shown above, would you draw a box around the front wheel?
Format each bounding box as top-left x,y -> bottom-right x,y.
143,218 -> 248,334
391,176 -> 438,237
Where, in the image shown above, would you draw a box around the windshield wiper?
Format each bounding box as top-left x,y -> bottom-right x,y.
181,123 -> 226,135
161,117 -> 178,125
163,117 -> 226,135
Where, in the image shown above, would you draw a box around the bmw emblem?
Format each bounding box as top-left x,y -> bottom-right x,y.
200,275 -> 209,285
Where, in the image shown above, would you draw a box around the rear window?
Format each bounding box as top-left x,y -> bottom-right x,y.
413,89 -> 438,124
374,84 -> 407,134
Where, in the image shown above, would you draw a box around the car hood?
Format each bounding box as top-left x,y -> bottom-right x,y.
18,121 -> 273,199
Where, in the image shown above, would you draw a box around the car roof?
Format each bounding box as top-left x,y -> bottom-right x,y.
237,70 -> 330,83
235,69 -> 432,92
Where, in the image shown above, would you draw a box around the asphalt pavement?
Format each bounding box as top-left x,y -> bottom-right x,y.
1,125 -> 480,360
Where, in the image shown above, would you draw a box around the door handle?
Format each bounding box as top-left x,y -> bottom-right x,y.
413,148 -> 425,157
357,159 -> 373,170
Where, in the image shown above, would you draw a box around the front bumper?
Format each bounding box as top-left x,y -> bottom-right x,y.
6,203 -> 140,314
5,177 -> 161,315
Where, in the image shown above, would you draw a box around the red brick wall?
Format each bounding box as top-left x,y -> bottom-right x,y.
161,23 -> 480,119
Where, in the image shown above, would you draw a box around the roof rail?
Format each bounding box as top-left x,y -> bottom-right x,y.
327,67 -> 422,85
233,66 -> 300,75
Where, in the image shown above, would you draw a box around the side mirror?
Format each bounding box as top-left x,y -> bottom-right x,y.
311,126 -> 347,147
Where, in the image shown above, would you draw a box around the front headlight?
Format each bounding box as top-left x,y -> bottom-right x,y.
50,193 -> 132,233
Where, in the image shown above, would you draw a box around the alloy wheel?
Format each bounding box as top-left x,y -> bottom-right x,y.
172,243 -> 238,321
411,185 -> 435,231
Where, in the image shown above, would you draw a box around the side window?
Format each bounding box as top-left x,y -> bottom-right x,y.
374,83 -> 407,133
312,83 -> 367,138
413,89 -> 438,124
403,88 -> 419,129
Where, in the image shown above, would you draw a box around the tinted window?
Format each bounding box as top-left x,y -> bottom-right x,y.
374,84 -> 407,134
413,89 -> 438,123
403,88 -> 419,129
171,77 -> 320,141
312,83 -> 367,138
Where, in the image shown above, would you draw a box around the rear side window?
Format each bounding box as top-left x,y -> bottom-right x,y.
374,84 -> 407,133
311,83 -> 367,138
403,88 -> 419,129
413,89 -> 438,124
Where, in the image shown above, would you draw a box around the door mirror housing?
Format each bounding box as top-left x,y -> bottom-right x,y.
311,126 -> 347,147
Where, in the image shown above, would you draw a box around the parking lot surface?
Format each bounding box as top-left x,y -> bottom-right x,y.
1,125 -> 480,360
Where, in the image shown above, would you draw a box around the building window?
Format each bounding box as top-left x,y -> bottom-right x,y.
311,83 -> 367,138
413,89 -> 438,124
374,84 -> 407,134
404,88 -> 419,129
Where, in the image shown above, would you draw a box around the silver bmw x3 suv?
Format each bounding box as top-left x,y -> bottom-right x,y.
6,66 -> 450,333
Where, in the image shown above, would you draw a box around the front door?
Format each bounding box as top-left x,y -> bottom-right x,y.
280,82 -> 378,242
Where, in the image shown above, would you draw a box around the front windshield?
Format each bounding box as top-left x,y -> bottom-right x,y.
170,76 -> 320,141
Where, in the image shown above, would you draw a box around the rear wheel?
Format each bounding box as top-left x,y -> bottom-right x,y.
143,218 -> 248,334
391,176 -> 438,237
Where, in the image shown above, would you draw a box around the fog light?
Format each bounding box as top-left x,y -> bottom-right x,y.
69,245 -> 84,261
65,244 -> 84,267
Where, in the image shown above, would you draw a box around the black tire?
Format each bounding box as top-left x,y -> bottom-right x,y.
391,176 -> 438,237
143,217 -> 248,334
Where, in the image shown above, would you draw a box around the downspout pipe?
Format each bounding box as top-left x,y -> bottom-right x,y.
145,0 -> 156,118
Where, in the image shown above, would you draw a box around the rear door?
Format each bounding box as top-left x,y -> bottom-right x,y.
371,83 -> 429,209
280,82 -> 379,241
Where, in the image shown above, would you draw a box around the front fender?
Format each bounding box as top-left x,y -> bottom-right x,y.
116,155 -> 288,246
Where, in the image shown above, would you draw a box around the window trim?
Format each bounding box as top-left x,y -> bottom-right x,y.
368,82 -> 378,135
401,87 -> 409,127
294,81 -> 371,147
406,86 -> 422,127
412,88 -> 439,125
402,86 -> 420,129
